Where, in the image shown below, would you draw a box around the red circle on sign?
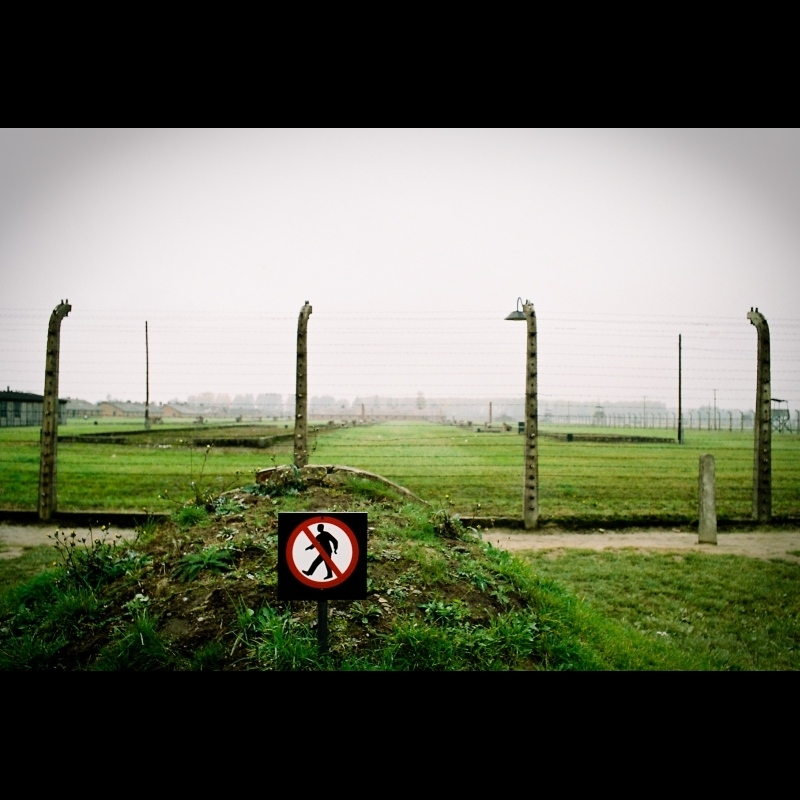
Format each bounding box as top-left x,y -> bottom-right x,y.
286,516 -> 360,589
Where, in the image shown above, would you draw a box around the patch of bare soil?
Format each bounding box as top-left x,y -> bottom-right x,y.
481,528 -> 800,563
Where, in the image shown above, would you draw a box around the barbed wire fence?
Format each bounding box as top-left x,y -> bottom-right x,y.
5,306 -> 796,420
2,305 -> 799,517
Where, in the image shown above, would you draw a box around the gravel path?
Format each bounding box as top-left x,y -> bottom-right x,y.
480,529 -> 800,563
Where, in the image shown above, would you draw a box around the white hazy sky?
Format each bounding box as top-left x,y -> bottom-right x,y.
1,128 -> 798,411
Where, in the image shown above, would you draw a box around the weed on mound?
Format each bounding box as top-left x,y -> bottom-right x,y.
0,475 -> 688,671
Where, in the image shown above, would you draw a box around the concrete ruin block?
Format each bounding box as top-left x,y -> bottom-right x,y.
301,465 -> 329,485
698,453 -> 717,544
322,470 -> 351,487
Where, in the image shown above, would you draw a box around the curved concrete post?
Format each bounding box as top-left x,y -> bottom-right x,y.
38,300 -> 71,520
294,301 -> 312,468
747,308 -> 771,522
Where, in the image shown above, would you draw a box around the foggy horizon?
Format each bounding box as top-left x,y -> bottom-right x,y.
2,305 -> 794,417
2,129 -> 798,414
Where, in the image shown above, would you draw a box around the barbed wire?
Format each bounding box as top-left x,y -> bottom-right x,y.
2,306 -> 798,410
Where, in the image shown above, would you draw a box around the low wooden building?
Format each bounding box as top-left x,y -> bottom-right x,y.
97,400 -> 163,423
161,403 -> 219,419
0,389 -> 67,427
64,398 -> 101,418
99,401 -> 148,418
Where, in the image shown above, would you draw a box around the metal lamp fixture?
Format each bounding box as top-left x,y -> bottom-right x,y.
505,297 -> 526,321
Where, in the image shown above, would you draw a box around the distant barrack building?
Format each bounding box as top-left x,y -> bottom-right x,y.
0,388 -> 67,427
161,403 -> 224,419
64,398 -> 101,418
99,400 -> 150,418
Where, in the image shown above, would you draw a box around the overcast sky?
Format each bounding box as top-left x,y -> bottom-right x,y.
1,128 -> 798,411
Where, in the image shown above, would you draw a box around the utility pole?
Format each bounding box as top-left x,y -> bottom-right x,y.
678,334 -> 683,444
713,389 -> 717,431
145,321 -> 150,430
747,307 -> 771,522
294,301 -> 312,468
38,299 -> 71,521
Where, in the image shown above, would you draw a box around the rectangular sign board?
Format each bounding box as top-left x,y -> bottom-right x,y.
278,512 -> 368,600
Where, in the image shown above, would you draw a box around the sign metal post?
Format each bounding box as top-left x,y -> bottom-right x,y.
278,512 -> 368,654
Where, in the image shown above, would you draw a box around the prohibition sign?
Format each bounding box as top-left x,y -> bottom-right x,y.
286,515 -> 359,589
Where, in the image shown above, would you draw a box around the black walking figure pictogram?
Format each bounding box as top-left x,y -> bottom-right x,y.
302,523 -> 339,580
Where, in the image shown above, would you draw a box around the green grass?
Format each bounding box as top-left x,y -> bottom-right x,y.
0,545 -> 58,596
309,422 -> 800,522
1,472 -> 797,670
2,420 -> 799,523
94,611 -> 179,671
519,549 -> 800,670
0,438 -> 294,512
174,545 -> 235,581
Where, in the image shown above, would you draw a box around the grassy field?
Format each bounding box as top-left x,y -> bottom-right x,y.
1,470 -> 797,671
309,422 -> 800,523
0,419 -> 295,512
520,549 -> 800,670
1,419 -> 799,523
1,418 -> 798,671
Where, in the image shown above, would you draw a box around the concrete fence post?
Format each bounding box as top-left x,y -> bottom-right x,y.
293,301 -> 312,468
747,308 -> 771,522
38,299 -> 71,521
505,299 -> 538,529
698,453 -> 717,544
522,301 -> 539,529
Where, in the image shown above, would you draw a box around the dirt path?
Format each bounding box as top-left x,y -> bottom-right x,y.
3,523 -> 800,565
481,529 -> 800,563
0,523 -> 138,560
